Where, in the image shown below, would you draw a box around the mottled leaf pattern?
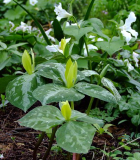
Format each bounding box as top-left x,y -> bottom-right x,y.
6,73 -> 37,112
19,105 -> 65,131
101,77 -> 121,101
75,82 -> 117,103
56,121 -> 96,153
78,116 -> 104,127
36,62 -> 66,83
33,84 -> 85,105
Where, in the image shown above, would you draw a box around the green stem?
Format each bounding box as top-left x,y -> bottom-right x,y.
71,101 -> 74,110
43,126 -> 58,160
86,97 -> 94,115
33,132 -> 45,160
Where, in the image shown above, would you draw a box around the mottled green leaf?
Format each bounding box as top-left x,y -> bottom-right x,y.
6,74 -> 37,112
75,82 -> 117,103
33,84 -> 85,105
19,105 -> 64,131
101,77 -> 121,101
56,121 -> 96,153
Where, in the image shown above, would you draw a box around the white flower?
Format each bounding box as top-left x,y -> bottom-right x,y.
119,12 -> 138,45
0,154 -> 4,159
124,59 -> 134,72
9,21 -> 15,32
89,35 -> 104,42
15,22 -> 32,33
54,3 -> 72,21
3,0 -> 11,4
46,38 -> 71,54
83,44 -> 98,57
45,28 -> 55,42
30,0 -> 38,6
133,52 -> 139,67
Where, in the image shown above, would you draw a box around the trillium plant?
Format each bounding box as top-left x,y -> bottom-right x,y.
4,0 -> 140,159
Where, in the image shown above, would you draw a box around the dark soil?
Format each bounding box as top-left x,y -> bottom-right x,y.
0,103 -> 139,160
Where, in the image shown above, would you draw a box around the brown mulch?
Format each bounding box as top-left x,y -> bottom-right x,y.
0,103 -> 139,160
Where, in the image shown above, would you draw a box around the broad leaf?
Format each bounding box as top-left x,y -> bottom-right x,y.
56,121 -> 96,153
36,62 -> 66,83
19,105 -> 65,131
6,74 -> 37,112
78,116 -> 104,127
101,77 -> 121,101
75,82 -> 117,103
64,26 -> 93,41
96,37 -> 124,56
33,84 -> 85,105
81,70 -> 99,77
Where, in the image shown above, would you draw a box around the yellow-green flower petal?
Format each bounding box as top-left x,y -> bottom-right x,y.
22,50 -> 34,75
61,101 -> 71,120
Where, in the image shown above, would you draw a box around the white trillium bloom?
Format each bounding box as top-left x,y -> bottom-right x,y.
15,22 -> 32,33
124,59 -> 134,72
133,52 -> 139,67
83,44 -> 98,57
54,3 -> 72,21
46,38 -> 71,54
119,12 -> 138,45
45,28 -> 55,42
30,0 -> 38,6
3,0 -> 11,4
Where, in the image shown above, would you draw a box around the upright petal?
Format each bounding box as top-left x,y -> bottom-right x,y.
127,28 -> 138,39
133,52 -> 139,67
125,12 -> 136,27
121,30 -> 132,45
54,3 -> 72,21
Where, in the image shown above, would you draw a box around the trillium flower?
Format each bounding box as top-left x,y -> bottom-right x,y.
54,3 -> 72,21
83,44 -> 98,57
133,52 -> 139,67
29,0 -> 38,6
45,28 -> 55,42
65,59 -> 77,88
15,22 -> 32,33
46,38 -> 71,54
119,12 -> 138,45
124,59 -> 134,72
3,0 -> 11,4
61,101 -> 72,121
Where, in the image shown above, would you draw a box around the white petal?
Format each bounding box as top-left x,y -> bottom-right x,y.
97,38 -> 104,41
133,52 -> 139,67
125,12 -> 136,27
3,0 -> 11,4
30,0 -> 38,6
127,28 -> 138,39
66,38 -> 71,43
88,44 -> 98,50
121,30 -> 132,45
46,45 -> 59,52
89,35 -> 95,39
54,3 -> 72,21
124,59 -> 134,72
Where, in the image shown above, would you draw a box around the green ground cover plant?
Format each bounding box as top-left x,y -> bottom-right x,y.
0,0 -> 140,159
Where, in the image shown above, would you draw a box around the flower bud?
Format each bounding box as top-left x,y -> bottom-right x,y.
61,101 -> 71,121
22,50 -> 35,75
65,58 -> 77,88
